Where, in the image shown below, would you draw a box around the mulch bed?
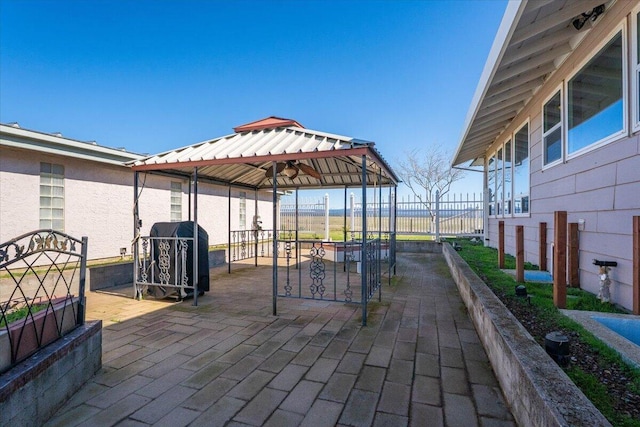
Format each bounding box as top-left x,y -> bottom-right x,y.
489,283 -> 640,422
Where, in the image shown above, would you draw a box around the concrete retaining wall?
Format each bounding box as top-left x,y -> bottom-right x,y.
88,261 -> 132,291
395,240 -> 441,253
88,249 -> 227,291
0,321 -> 102,426
441,243 -> 611,427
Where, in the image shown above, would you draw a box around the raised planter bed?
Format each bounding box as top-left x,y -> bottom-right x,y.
441,243 -> 611,427
1,298 -> 79,373
0,320 -> 102,426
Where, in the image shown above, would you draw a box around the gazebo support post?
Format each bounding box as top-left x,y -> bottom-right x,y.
295,188 -> 299,270
297,188 -> 302,292
272,162 -> 278,316
193,167 -> 199,306
393,185 -> 397,274
388,185 -> 392,285
378,167 -> 382,302
255,191 -> 258,267
361,155 -> 368,326
228,186 -> 231,274
133,171 -> 140,300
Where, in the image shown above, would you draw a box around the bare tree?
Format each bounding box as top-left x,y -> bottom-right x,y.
396,146 -> 466,220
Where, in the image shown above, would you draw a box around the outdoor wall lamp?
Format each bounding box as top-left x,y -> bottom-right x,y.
572,4 -> 605,30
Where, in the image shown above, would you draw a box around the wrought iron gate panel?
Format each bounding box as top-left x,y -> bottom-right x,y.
0,229 -> 87,371
309,242 -> 326,299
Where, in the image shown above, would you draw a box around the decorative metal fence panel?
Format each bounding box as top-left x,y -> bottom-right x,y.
275,239 -> 387,304
279,192 -> 483,238
362,238 -> 381,302
0,229 -> 87,372
228,229 -> 296,264
134,236 -> 193,299
280,197 -> 327,236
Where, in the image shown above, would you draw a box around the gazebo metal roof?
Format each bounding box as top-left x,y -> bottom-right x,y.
452,0 -> 609,167
132,119 -> 399,189
131,117 -> 398,325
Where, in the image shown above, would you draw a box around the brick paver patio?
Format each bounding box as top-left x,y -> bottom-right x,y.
45,252 -> 515,426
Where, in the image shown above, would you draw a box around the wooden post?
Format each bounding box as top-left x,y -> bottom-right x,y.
498,221 -> 505,269
553,211 -> 567,308
516,225 -> 524,283
539,222 -> 547,271
634,216 -> 639,315
568,223 -> 580,288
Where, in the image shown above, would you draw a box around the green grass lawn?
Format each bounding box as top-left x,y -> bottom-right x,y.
454,238 -> 640,427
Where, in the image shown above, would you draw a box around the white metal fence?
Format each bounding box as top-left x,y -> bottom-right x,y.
279,192 -> 483,239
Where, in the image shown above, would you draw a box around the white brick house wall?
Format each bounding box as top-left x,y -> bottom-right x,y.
1,138 -> 273,261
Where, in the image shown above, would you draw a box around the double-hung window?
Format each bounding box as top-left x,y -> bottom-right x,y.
503,138 -> 512,216
513,123 -> 529,215
170,181 -> 182,222
543,89 -> 562,167
487,121 -> 530,218
495,147 -> 503,216
487,154 -> 496,216
40,162 -> 65,231
239,191 -> 246,230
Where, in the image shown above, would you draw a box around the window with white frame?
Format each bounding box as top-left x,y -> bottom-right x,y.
632,6 -> 640,132
170,181 -> 182,222
487,120 -> 530,218
567,29 -> 624,156
239,191 -> 246,229
495,146 -> 503,216
513,123 -> 529,215
543,90 -> 562,166
503,138 -> 512,216
487,155 -> 496,216
40,162 -> 64,231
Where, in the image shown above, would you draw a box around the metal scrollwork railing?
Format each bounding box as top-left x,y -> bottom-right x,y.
0,229 -> 88,372
240,231 -> 247,260
343,242 -> 354,303
365,238 -> 381,301
284,241 -> 292,296
179,239 -> 188,288
309,242 -> 326,299
134,236 -> 192,300
158,240 -> 171,285
229,229 -> 296,264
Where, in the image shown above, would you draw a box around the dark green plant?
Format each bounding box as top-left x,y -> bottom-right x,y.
0,304 -> 46,327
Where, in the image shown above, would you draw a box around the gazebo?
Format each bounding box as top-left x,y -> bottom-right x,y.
131,117 -> 399,325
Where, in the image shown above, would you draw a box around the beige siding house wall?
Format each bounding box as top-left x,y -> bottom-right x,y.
455,1 -> 640,311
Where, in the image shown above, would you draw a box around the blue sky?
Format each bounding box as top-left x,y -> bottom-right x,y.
0,0 -> 507,201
